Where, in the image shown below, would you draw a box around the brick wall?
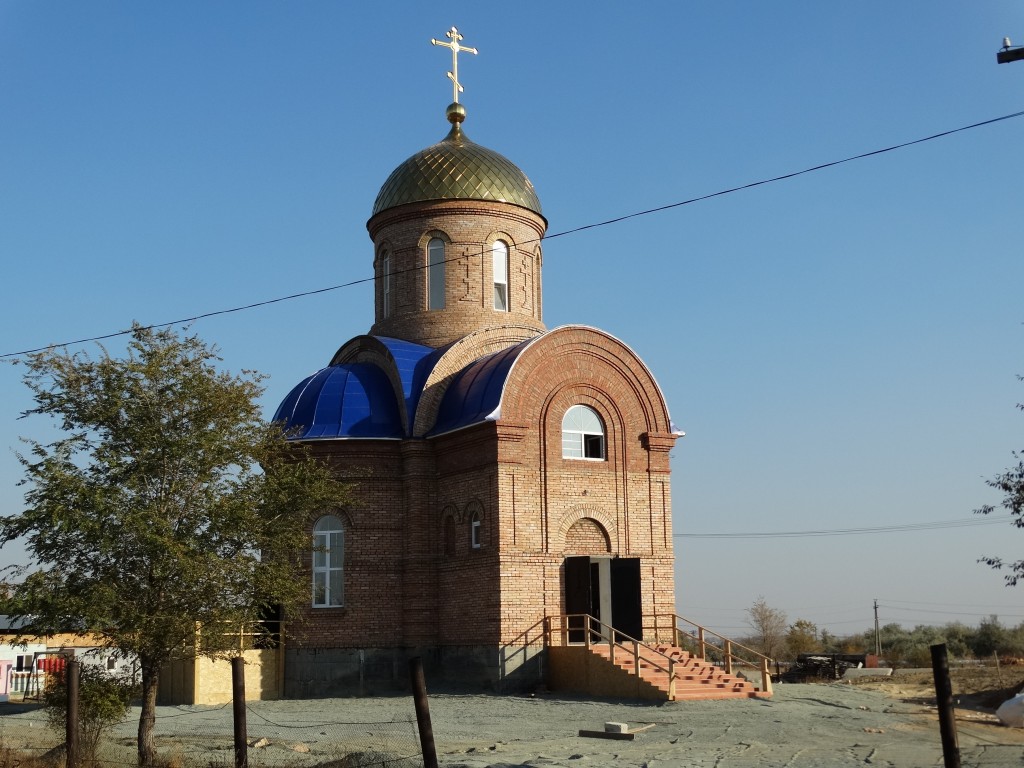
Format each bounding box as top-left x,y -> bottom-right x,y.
286,322 -> 679,687
367,200 -> 547,347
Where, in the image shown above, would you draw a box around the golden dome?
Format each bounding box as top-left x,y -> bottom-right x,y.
371,105 -> 542,217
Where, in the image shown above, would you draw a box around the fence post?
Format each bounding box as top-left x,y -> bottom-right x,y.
231,656 -> 248,768
930,643 -> 960,768
409,657 -> 439,768
65,660 -> 79,768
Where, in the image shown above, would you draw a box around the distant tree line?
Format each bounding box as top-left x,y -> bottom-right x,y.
744,598 -> 1024,666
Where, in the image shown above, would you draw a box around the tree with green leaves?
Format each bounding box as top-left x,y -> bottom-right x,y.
976,375 -> 1024,585
785,619 -> 822,657
0,325 -> 350,766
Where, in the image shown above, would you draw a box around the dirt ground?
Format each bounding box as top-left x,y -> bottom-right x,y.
847,665 -> 1024,710
1,668 -> 1023,768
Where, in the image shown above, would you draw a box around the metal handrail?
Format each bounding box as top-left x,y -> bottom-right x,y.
547,614 -> 681,698
653,613 -> 773,694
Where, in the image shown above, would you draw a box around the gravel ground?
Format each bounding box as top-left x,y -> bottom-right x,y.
2,681 -> 1023,768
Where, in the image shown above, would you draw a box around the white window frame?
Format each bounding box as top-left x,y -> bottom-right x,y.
428,238 -> 445,310
470,511 -> 482,549
561,405 -> 606,460
492,240 -> 509,311
312,515 -> 345,607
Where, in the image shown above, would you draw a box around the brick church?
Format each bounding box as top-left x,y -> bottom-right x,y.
273,30 -> 682,696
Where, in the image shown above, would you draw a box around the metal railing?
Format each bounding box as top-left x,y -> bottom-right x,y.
653,613 -> 773,694
546,614 -> 682,699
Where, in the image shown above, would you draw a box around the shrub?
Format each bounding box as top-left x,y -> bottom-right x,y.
45,662 -> 138,763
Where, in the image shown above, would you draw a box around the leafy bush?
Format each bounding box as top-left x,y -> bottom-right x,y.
45,662 -> 138,763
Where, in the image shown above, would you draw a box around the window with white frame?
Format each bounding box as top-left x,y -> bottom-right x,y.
492,240 -> 509,311
470,510 -> 482,548
312,515 -> 344,607
561,405 -> 606,460
381,252 -> 391,318
427,238 -> 445,310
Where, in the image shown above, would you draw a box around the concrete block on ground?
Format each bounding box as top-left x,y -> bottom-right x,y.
842,668 -> 893,679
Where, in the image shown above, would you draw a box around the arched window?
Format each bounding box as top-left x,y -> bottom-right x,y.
381,251 -> 392,318
470,510 -> 482,549
427,238 -> 445,310
562,405 -> 606,460
312,515 -> 344,607
492,240 -> 509,311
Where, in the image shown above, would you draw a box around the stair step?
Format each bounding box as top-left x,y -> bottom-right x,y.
575,641 -> 770,702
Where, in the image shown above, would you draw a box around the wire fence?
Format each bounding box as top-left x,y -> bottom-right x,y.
0,692 -> 425,768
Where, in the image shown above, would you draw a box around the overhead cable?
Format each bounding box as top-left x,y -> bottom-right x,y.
675,515 -> 1013,539
3,108 -> 1023,360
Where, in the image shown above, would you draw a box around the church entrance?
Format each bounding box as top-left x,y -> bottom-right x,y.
563,556 -> 642,643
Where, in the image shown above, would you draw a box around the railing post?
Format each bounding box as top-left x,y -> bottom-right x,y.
633,641 -> 640,679
668,658 -> 676,700
723,640 -> 733,674
760,657 -> 773,694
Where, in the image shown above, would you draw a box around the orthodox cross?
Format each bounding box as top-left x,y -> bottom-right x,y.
430,26 -> 478,103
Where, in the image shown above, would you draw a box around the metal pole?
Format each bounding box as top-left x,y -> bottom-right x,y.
65,660 -> 79,768
873,599 -> 881,657
409,657 -> 439,768
930,643 -> 960,768
231,656 -> 248,768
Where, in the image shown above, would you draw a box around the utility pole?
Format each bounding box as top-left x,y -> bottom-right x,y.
873,599 -> 881,657
998,37 -> 1024,64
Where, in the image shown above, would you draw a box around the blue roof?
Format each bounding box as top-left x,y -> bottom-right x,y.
371,337 -> 446,428
430,340 -> 530,436
275,335 -> 537,441
273,363 -> 403,439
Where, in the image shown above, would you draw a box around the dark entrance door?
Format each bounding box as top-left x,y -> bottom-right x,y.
610,558 -> 643,641
563,556 -> 642,643
564,556 -> 592,643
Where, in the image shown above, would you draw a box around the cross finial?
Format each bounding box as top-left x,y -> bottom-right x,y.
430,26 -> 478,104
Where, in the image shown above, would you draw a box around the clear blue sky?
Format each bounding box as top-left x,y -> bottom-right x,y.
1,1 -> 1022,640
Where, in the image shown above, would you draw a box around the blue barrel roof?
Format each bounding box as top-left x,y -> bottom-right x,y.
430,340 -> 531,436
371,337 -> 446,428
273,363 -> 404,439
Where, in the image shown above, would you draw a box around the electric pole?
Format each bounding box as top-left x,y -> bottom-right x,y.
873,599 -> 881,657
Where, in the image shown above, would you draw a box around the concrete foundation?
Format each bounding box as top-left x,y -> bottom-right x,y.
283,645 -> 546,697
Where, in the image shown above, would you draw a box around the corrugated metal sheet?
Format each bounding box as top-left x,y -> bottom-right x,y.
273,363 -> 403,439
430,340 -> 530,436
372,336 -> 445,430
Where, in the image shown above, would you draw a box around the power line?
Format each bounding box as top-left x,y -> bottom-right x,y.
881,598 -> 1024,609
878,605 -> 1024,620
675,515 -> 1012,539
3,108 -> 1023,360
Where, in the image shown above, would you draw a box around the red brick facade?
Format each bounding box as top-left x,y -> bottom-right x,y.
280,117 -> 680,695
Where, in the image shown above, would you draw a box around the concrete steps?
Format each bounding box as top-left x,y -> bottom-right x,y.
588,642 -> 767,701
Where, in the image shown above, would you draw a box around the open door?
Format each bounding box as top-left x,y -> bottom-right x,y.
563,556 -> 642,643
610,558 -> 643,641
564,556 -> 591,643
